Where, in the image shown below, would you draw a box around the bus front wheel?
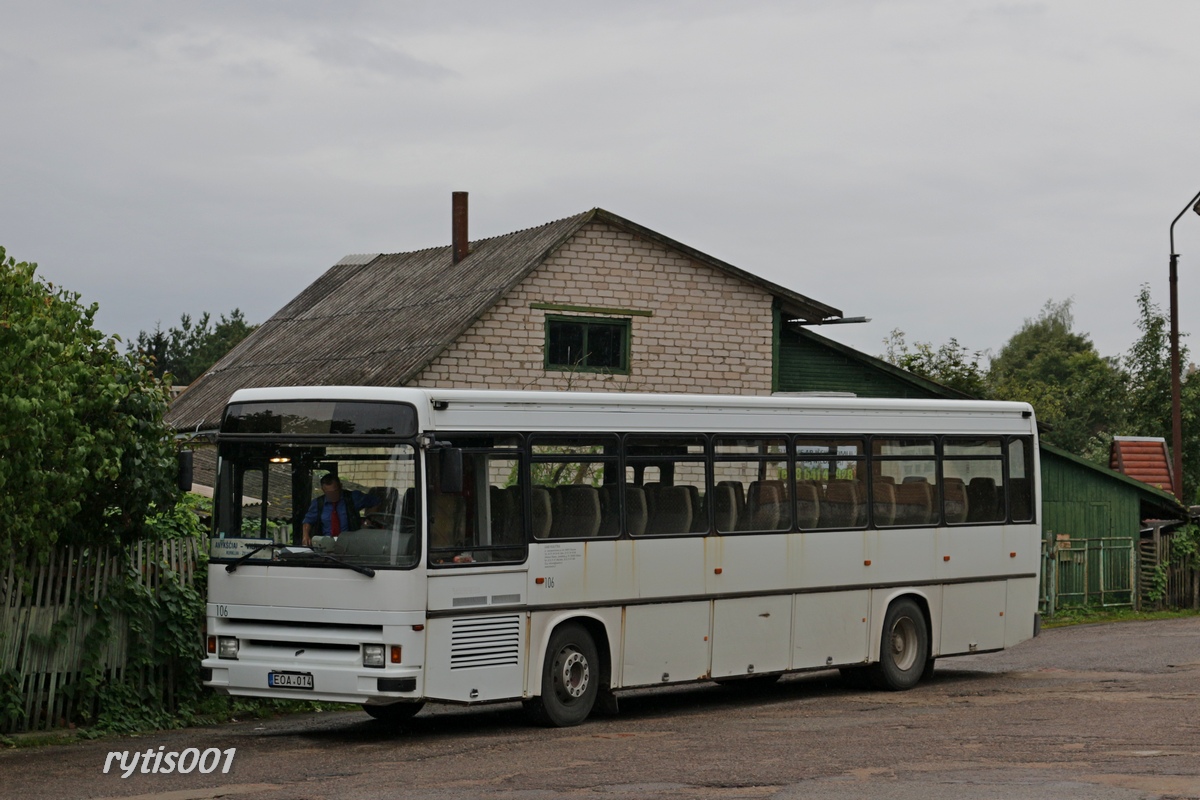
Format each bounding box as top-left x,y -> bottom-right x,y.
871,598 -> 929,691
524,623 -> 599,727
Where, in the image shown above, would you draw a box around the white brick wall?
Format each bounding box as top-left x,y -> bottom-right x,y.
414,220 -> 775,395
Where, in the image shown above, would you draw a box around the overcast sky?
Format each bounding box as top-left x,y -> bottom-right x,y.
5,1 -> 1200,366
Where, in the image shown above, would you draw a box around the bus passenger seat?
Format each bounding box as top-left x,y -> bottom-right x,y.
739,481 -> 782,531
821,480 -> 860,528
530,487 -> 553,539
625,485 -> 648,536
686,484 -> 707,532
872,481 -> 896,526
942,477 -> 968,524
648,485 -> 692,534
796,482 -> 820,528
598,484 -> 620,537
894,481 -> 933,526
552,485 -> 601,538
718,480 -> 746,519
642,482 -> 663,528
712,484 -> 739,531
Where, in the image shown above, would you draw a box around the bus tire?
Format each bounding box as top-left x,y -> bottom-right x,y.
363,701 -> 425,722
871,598 -> 929,691
524,623 -> 599,727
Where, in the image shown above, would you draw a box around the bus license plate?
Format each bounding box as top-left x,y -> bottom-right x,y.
268,671 -> 314,690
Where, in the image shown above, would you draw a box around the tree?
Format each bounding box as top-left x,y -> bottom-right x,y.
881,330 -> 987,396
988,299 -> 1127,457
1121,285 -> 1200,501
0,247 -> 178,561
132,309 -> 257,386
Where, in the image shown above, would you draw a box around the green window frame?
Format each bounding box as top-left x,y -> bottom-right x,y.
544,315 -> 631,374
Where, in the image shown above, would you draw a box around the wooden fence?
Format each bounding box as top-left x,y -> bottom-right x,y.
1139,526 -> 1200,611
0,538 -> 202,734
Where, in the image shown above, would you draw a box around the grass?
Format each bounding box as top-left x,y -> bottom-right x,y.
0,730 -> 80,749
1043,606 -> 1200,628
1,697 -> 361,749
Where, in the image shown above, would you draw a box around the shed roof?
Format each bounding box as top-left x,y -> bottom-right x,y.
166,208 -> 842,432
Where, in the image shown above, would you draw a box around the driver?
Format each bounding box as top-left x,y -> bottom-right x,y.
301,475 -> 381,546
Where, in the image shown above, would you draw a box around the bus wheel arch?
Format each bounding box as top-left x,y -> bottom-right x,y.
524,617 -> 609,727
871,595 -> 931,691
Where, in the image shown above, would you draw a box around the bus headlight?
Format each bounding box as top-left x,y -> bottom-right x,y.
363,644 -> 385,668
217,636 -> 239,660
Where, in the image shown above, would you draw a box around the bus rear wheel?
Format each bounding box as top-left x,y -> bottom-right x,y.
524,623 -> 599,727
363,701 -> 425,722
871,598 -> 929,691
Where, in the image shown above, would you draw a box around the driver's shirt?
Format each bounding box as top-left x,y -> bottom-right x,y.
302,490 -> 380,536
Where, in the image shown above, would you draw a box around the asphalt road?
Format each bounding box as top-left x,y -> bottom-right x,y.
3,617 -> 1199,800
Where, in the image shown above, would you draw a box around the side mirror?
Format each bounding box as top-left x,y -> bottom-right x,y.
439,448 -> 463,494
177,450 -> 194,492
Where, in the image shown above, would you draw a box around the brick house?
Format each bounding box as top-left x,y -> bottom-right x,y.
166,199 -> 868,432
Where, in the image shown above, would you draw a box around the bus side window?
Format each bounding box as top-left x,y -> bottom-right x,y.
429,448 -> 526,565
795,438 -> 866,530
1008,437 -> 1035,522
873,438 -> 936,527
625,435 -> 707,536
944,437 -> 1005,524
531,437 -> 617,540
714,437 -> 790,533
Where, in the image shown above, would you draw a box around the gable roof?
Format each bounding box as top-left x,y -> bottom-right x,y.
166,208 -> 843,432
1109,436 -> 1174,493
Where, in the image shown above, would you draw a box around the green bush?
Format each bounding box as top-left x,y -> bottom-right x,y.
0,247 -> 178,562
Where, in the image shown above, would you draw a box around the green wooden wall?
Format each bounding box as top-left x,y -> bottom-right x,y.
1040,449 -> 1142,542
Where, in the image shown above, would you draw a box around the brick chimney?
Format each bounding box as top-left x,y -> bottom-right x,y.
452,191 -> 470,263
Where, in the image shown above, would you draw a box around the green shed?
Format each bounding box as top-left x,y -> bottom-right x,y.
1040,442 -> 1184,542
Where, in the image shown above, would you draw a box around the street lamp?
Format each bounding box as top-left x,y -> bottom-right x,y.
1167,189 -> 1200,501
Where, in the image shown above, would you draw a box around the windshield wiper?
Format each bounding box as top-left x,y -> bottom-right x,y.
224,542 -> 376,577
225,542 -> 282,573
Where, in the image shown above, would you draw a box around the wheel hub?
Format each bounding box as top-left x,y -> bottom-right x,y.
890,617 -> 918,671
558,649 -> 589,699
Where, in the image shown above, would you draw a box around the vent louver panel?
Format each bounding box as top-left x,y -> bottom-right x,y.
450,615 -> 521,670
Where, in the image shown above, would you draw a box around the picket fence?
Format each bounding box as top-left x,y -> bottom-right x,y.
0,539 -> 202,734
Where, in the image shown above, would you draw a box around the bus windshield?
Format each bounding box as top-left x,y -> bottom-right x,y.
212,442 -> 420,569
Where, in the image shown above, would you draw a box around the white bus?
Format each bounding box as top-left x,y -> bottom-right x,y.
202,388 -> 1041,727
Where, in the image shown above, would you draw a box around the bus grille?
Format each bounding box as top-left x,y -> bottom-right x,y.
450,615 -> 521,670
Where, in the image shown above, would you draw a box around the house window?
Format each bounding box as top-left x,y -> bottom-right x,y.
545,316 -> 630,373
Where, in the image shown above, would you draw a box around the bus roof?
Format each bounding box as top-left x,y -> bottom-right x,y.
225,387 -> 1037,437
